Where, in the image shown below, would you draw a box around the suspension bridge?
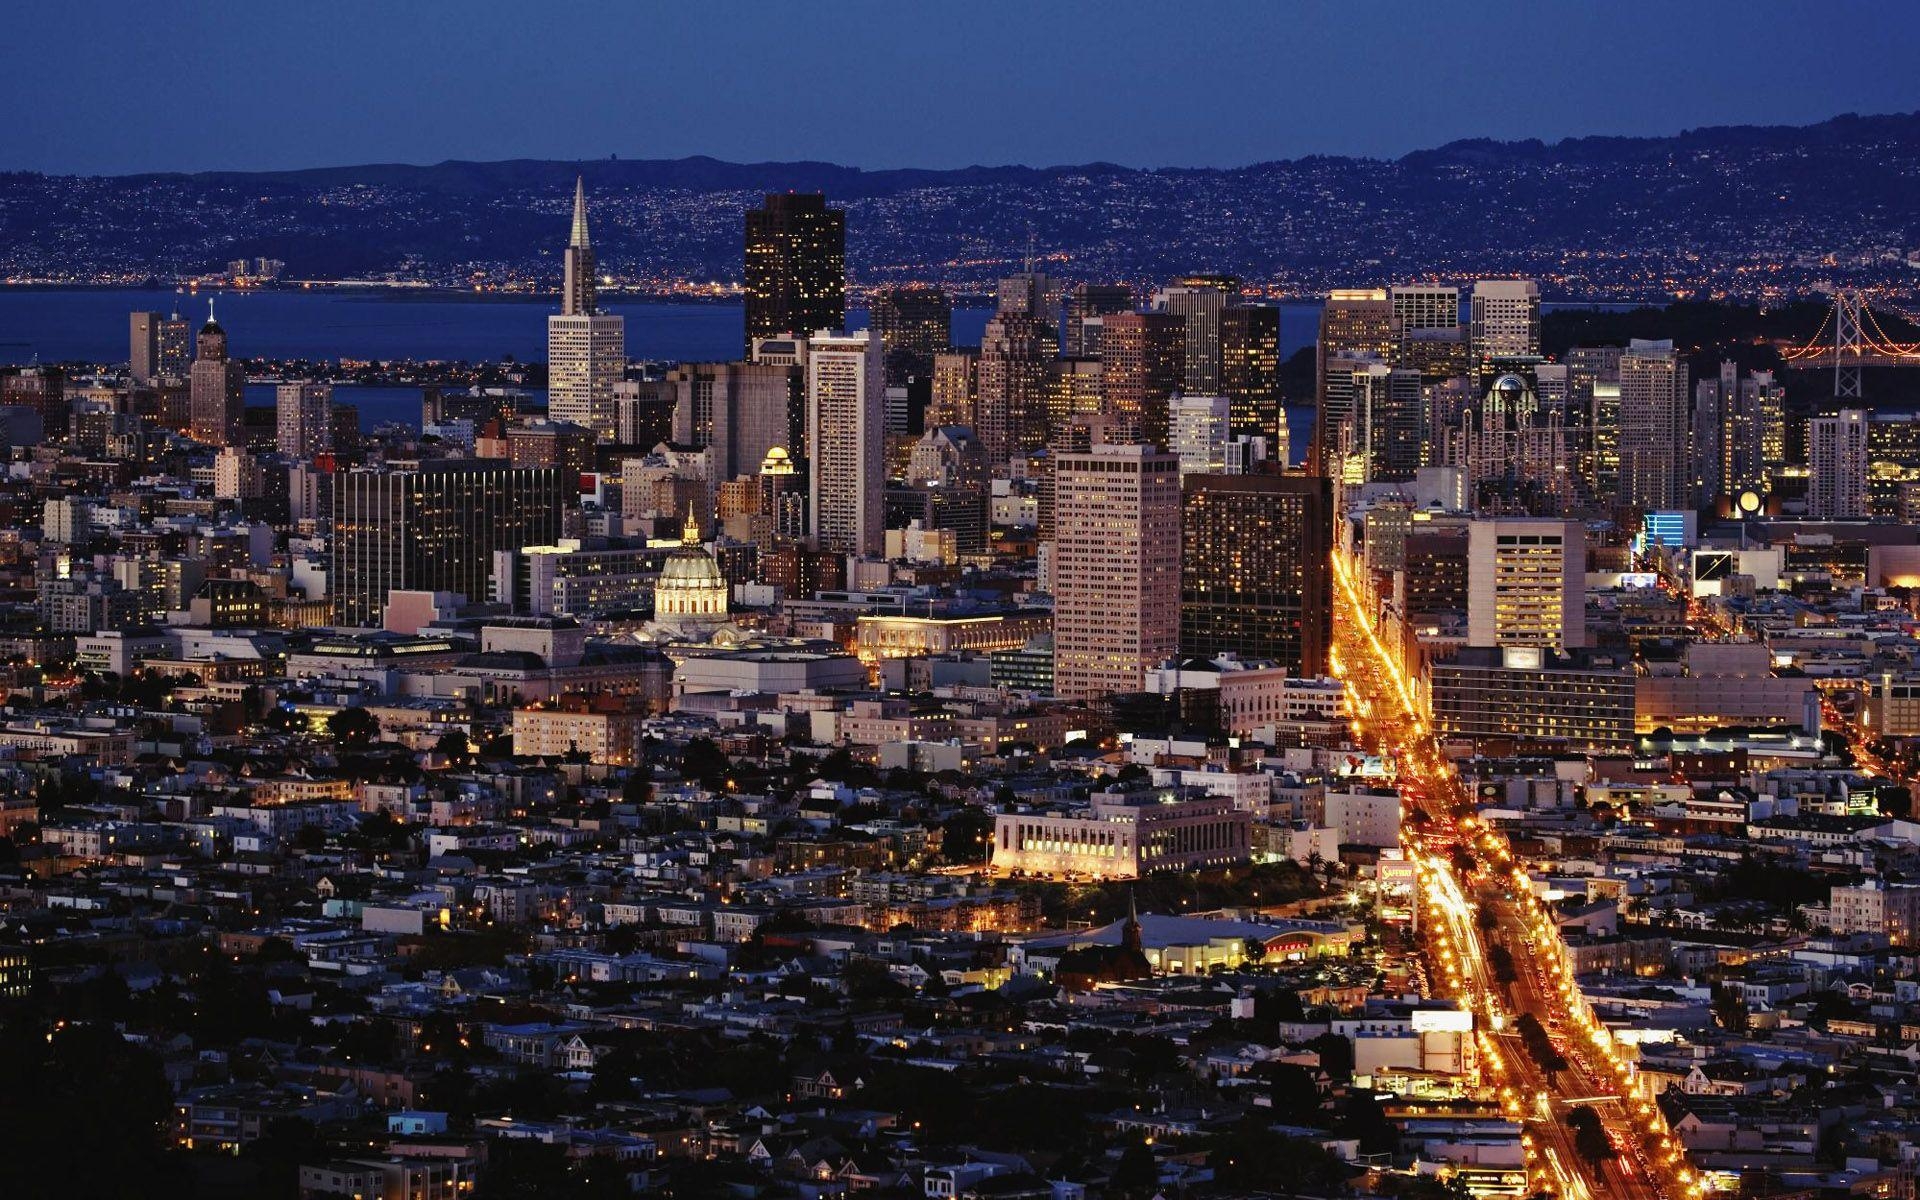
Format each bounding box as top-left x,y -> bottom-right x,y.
1780,289 -> 1920,398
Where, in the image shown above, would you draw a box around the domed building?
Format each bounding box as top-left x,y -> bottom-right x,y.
647,507 -> 732,641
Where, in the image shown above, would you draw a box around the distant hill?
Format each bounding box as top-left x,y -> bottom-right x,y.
4,111 -> 1918,298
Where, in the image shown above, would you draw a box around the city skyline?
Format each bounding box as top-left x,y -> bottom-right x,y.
7,15 -> 1920,1200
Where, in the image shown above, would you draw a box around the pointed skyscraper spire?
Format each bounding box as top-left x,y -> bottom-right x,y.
561,177 -> 598,317
570,175 -> 591,250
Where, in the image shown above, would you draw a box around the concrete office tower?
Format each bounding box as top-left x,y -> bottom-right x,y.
275,382 -> 333,460
188,300 -> 245,446
975,311 -> 1057,466
1809,409 -> 1871,519
130,305 -> 191,385
1394,281 -> 1465,384
745,193 -> 846,355
806,330 -> 885,556
1153,282 -> 1228,394
332,461 -> 567,627
1180,472 -> 1331,676
1314,289 -> 1396,473
1052,444 -> 1181,701
129,311 -> 160,384
1172,395 -> 1232,476
1567,344 -> 1625,499
1064,283 -> 1133,357
1390,284 -> 1460,334
1100,312 -> 1185,449
1220,304 -> 1280,441
1469,279 -> 1541,367
1342,362 -> 1425,483
1045,356 -> 1104,436
1466,518 -> 1586,651
867,285 -> 951,385
546,180 -> 625,439
667,361 -> 798,488
1696,364 -> 1786,502
1618,339 -> 1691,511
996,271 -> 1063,324
928,351 -> 978,429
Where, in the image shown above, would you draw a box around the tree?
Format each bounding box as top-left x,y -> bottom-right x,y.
1109,1137 -> 1159,1198
1489,944 -> 1518,988
679,737 -> 729,787
1261,1062 -> 1323,1124
1305,1031 -> 1355,1083
1564,1108 -> 1614,1165
434,730 -> 473,767
939,806 -> 995,864
327,705 -> 380,749
1208,1126 -> 1352,1194
842,956 -> 907,1002
0,1021 -> 182,1200
245,1116 -> 322,1200
587,1047 -> 642,1103
1711,991 -> 1749,1033
620,770 -> 653,806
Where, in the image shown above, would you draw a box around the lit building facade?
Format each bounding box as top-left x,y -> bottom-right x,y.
547,179 -> 626,439
332,462 -> 566,627
1808,408 -> 1870,520
806,330 -> 885,556
275,381 -> 333,461
1053,445 -> 1181,701
1180,472 -> 1331,677
991,792 -> 1253,880
744,192 -> 845,355
1466,518 -> 1585,650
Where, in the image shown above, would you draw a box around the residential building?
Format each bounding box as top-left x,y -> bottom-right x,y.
806,330 -> 885,556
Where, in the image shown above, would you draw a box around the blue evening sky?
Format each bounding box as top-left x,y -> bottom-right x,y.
6,1 -> 1918,174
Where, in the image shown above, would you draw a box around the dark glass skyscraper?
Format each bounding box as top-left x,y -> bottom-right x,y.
1179,472 -> 1331,676
744,193 -> 846,355
1220,304 -> 1280,440
332,461 -> 567,627
867,284 -> 952,386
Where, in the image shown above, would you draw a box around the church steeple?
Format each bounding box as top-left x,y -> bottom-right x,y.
561,176 -> 598,317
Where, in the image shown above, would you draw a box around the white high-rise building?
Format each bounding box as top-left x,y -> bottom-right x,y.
276,381 -> 333,460
1808,409 -> 1870,520
1466,518 -> 1585,651
1052,444 -> 1181,701
1618,340 -> 1691,511
1469,279 -> 1540,365
1172,394 -> 1232,476
806,329 -> 885,556
546,179 -> 625,440
214,446 -> 265,501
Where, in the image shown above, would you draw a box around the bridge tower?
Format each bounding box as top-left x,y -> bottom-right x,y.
1834,290 -> 1864,400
